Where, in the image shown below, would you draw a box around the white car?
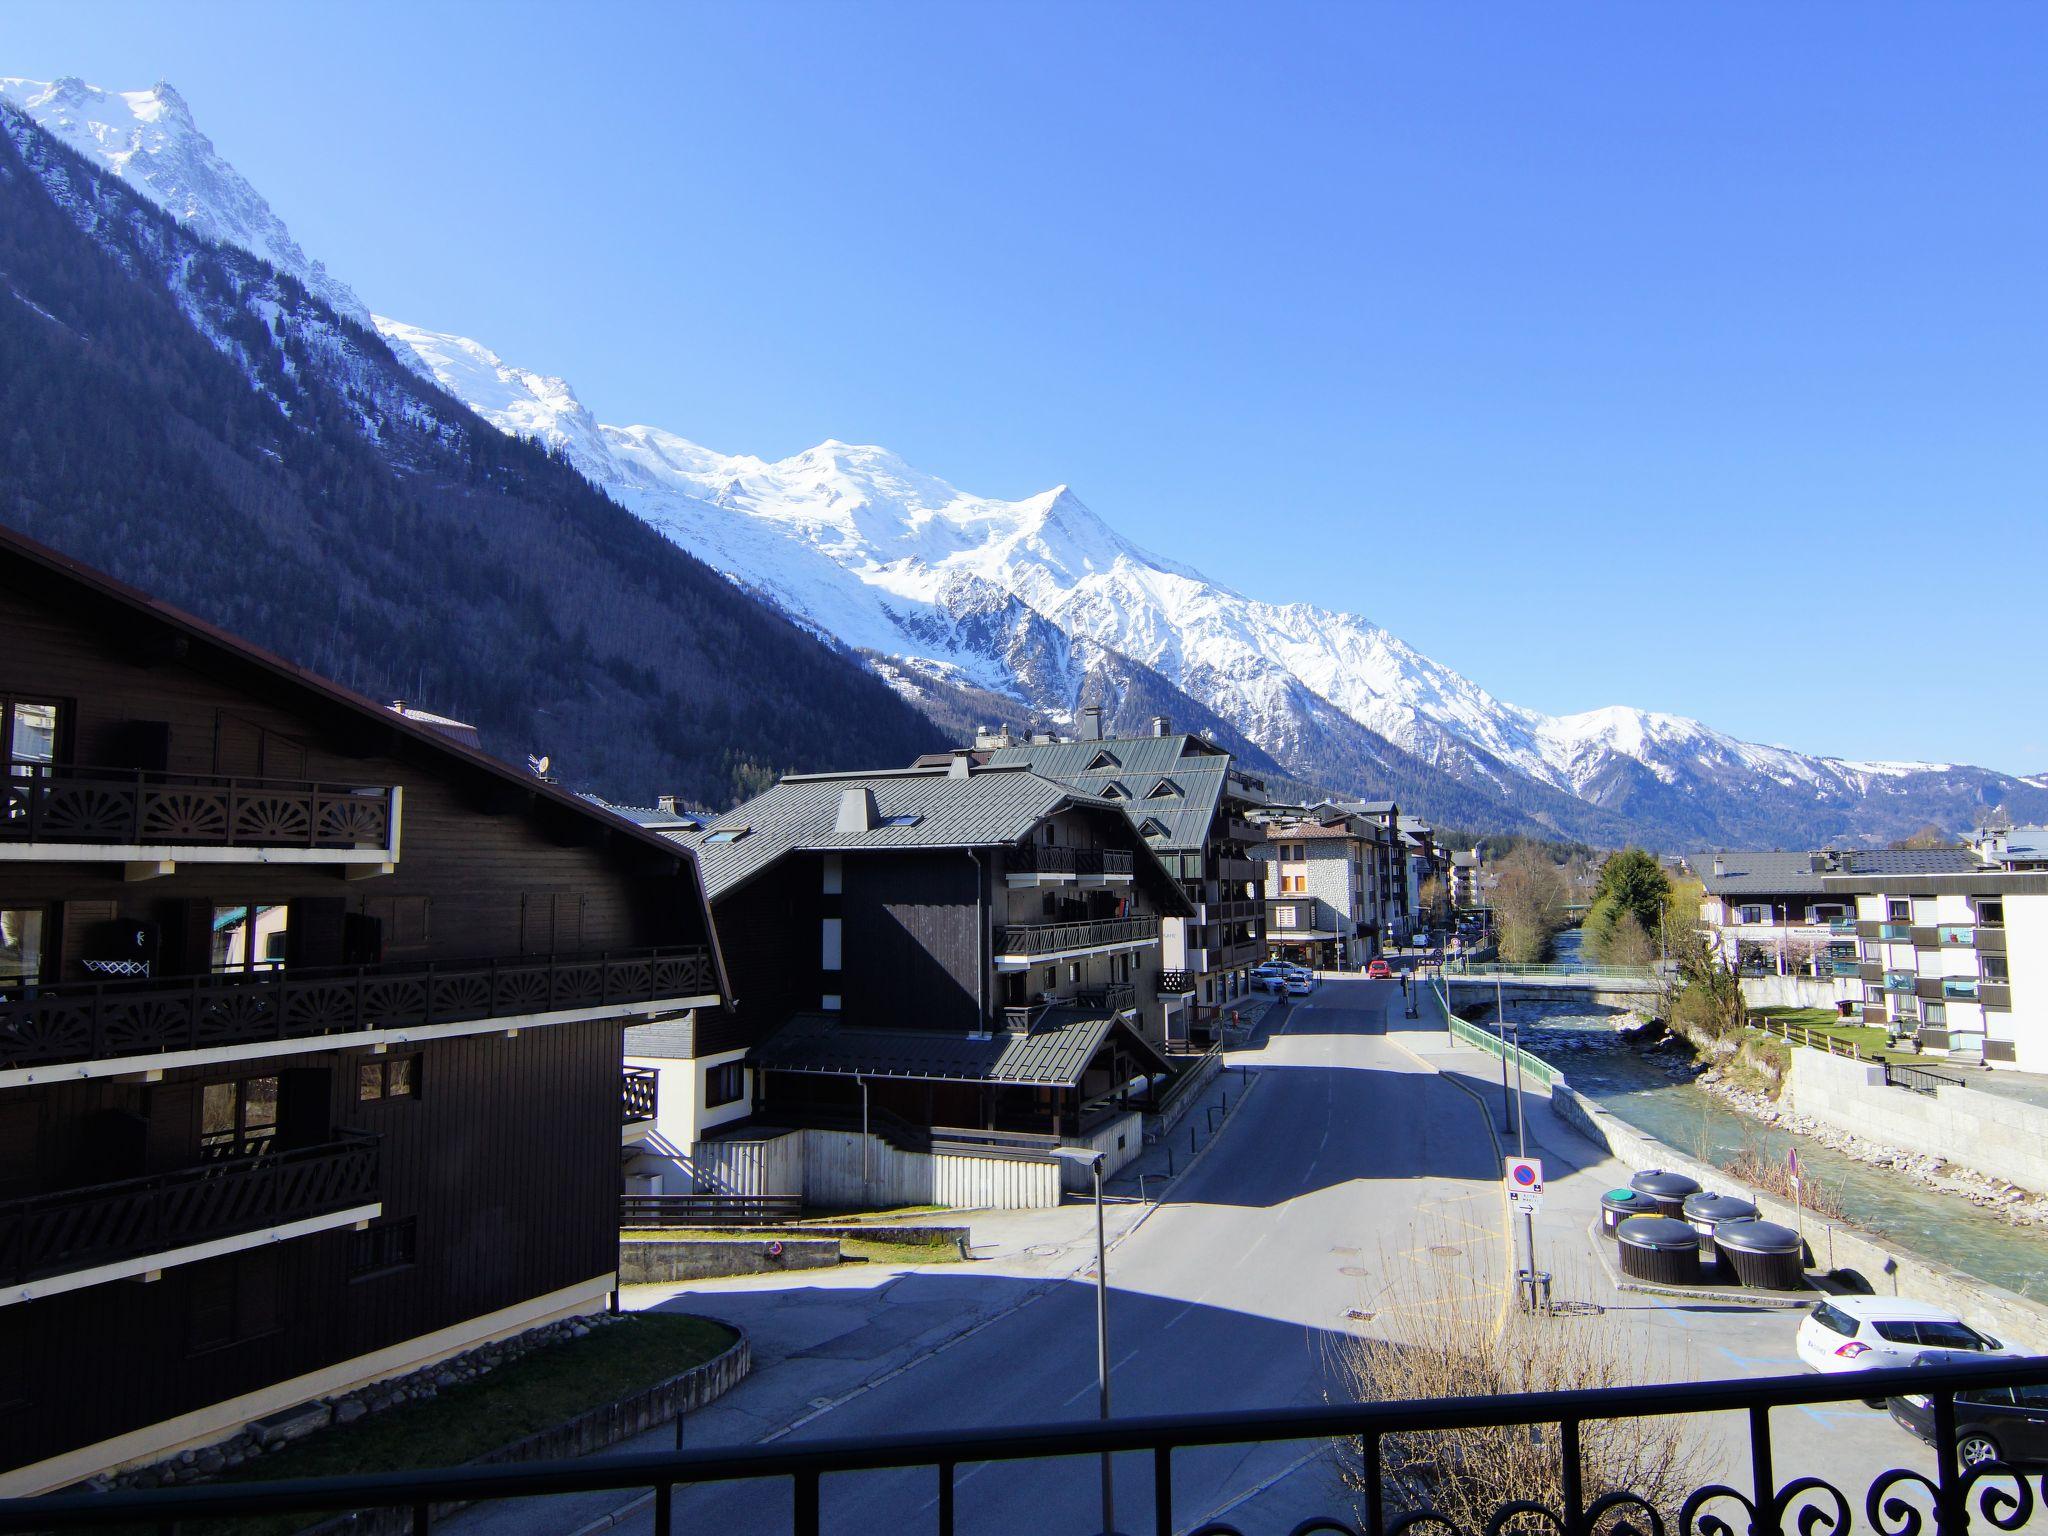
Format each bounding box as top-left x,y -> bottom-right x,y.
1796,1296 -> 2015,1376
1284,973 -> 1315,996
1252,970 -> 1289,993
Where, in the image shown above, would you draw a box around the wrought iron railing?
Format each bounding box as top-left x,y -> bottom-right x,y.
0,1131 -> 379,1287
621,1065 -> 660,1124
994,916 -> 1160,957
5,1357 -> 2045,1535
0,946 -> 717,1070
1,760 -> 396,850
1886,1061 -> 1967,1097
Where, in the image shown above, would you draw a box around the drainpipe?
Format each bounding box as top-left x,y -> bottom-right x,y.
967,849 -> 987,1027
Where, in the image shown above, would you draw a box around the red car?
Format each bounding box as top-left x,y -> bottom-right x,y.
1365,958 -> 1392,979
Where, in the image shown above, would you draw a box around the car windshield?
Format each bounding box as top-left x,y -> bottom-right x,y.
1809,1301 -> 1858,1338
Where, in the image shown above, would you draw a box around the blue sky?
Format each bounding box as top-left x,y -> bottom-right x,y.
8,3 -> 2046,769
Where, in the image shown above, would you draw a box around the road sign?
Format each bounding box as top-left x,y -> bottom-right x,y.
1504,1156 -> 1544,1213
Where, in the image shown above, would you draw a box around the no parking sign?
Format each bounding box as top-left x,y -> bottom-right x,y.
1504,1155 -> 1544,1213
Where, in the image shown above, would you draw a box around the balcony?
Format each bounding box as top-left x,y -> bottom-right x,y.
1876,922 -> 1911,942
0,945 -> 719,1083
622,1065 -> 659,1142
1004,842 -> 1079,885
1877,971 -> 1917,994
1981,981 -> 2013,1011
1,761 -> 400,875
1073,847 -> 1134,885
1978,927 -> 2007,955
0,1132 -> 380,1305
1073,981 -> 1137,1012
1828,917 -> 1858,934
1156,969 -> 1196,997
1942,977 -> 1981,1001
993,916 -> 1160,969
1938,925 -> 1976,947
1828,959 -> 1861,978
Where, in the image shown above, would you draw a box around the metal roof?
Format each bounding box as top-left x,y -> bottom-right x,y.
1696,848 -> 1983,896
748,1007 -> 1167,1088
648,763 -> 1186,903
981,733 -> 1237,852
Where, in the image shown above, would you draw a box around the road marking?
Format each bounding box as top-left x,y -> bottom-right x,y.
1061,1347 -> 1141,1405
1233,1232 -> 1270,1269
1163,1301 -> 1198,1330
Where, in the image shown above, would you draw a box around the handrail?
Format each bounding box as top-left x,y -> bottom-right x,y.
993,915 -> 1161,956
1,759 -> 397,850
6,1356 -> 2044,1533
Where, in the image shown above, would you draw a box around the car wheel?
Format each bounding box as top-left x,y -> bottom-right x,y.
1958,1433 -> 2001,1470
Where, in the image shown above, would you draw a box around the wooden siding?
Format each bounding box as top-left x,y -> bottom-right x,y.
840,854 -> 982,1033
0,1020 -> 621,1471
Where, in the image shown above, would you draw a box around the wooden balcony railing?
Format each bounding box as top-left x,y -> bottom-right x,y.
0,946 -> 717,1071
1073,982 -> 1137,1012
1155,970 -> 1196,996
1006,842 -> 1078,876
1073,848 -> 1135,879
993,916 -> 1160,958
0,1131 -> 379,1288
1,760 -> 396,850
622,1065 -> 660,1124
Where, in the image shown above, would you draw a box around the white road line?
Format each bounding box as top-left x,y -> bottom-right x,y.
1060,1347 -> 1142,1405
1162,1301 -> 1198,1330
1233,1232 -> 1270,1269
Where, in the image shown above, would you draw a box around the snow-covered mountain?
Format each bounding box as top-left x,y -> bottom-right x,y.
15,76 -> 2045,845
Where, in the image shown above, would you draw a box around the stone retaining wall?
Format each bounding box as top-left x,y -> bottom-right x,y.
1552,1083 -> 2048,1353
1785,1050 -> 2048,1196
618,1236 -> 839,1282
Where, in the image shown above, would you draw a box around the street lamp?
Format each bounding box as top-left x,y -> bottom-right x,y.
1053,1145 -> 1117,1536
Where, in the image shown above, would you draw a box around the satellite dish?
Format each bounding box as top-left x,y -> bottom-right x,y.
528,754 -> 551,778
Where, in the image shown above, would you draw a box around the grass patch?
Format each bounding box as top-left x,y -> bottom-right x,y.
174,1314 -> 735,1536
1750,1007 -> 1910,1062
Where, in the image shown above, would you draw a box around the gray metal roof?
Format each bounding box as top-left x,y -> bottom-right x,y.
659,763 -> 1172,901
1697,847 -> 1983,896
982,733 -> 1235,851
2000,827 -> 2048,862
748,1007 -> 1163,1087
623,1015 -> 704,1059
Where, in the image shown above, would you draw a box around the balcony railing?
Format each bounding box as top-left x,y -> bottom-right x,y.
0,945 -> 717,1071
1155,969 -> 1196,996
622,1065 -> 659,1124
1072,982 -> 1137,1012
1943,977 -> 1981,1000
1076,847 -> 1135,879
8,1357 -> 2048,1536
1006,843 -> 1079,877
1,760 -> 396,851
0,1132 -> 379,1289
1879,971 -> 1917,993
993,916 -> 1160,958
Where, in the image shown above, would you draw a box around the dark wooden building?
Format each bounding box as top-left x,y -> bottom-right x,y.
620,753 -> 1192,1174
0,527 -> 726,1493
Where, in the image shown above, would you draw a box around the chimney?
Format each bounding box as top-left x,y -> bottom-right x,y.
1809,851 -> 1824,874
1151,715 -> 1171,737
1079,705 -> 1105,741
1030,730 -> 1055,745
947,749 -> 974,780
657,794 -> 680,814
1711,855 -> 1725,879
835,786 -> 878,833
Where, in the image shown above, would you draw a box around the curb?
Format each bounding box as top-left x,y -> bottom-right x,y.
1583,1217 -> 1815,1310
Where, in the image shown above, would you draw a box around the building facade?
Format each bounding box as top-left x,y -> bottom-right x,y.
1255,815 -> 1388,968
0,529 -> 724,1492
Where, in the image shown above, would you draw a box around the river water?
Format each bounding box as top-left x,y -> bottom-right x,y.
1488,933 -> 2046,1300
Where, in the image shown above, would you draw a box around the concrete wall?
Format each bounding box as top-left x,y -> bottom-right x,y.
618,1237 -> 839,1282
1058,1109 -> 1145,1191
679,1128 -> 1061,1209
1740,975 -> 1842,1011
1445,978 -> 1656,1010
1784,1050 -> 2048,1194
1552,1083 -> 2048,1354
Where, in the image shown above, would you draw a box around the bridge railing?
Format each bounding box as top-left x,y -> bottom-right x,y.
1443,960 -> 1665,982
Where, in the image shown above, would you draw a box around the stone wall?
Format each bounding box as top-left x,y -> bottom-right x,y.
1784,1050 -> 2048,1195
1552,1083 -> 2048,1354
618,1237 -> 840,1282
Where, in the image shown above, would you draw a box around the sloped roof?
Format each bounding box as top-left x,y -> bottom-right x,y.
655,763 -> 1187,903
1697,848 -> 1983,896
984,734 -> 1236,850
748,1006 -> 1169,1087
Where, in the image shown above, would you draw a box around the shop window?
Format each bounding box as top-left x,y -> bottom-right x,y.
358,1054 -> 420,1102
705,1061 -> 746,1108
348,1218 -> 418,1280
201,1075 -> 279,1157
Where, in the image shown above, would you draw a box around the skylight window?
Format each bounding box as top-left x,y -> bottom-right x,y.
1101,782 -> 1129,800
878,813 -> 922,828
1086,750 -> 1121,770
1146,779 -> 1180,799
704,826 -> 750,844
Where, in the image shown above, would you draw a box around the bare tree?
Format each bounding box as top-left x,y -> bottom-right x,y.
1492,848 -> 1568,963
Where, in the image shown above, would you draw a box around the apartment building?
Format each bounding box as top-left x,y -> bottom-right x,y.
0,527 -> 725,1493
1255,814 -> 1388,968
1449,848 -> 1483,908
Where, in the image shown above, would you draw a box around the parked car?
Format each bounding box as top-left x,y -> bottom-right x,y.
1284,973 -> 1315,996
1888,1368 -> 2048,1469
1797,1297 -> 2015,1377
1365,958 -> 1392,980
1253,971 -> 1289,993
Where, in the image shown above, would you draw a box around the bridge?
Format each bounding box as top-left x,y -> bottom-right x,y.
1439,961 -> 1664,1009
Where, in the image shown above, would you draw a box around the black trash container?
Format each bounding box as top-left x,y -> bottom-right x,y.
1629,1168 -> 1703,1218
1682,1192 -> 1760,1259
1714,1220 -> 1806,1290
1600,1188 -> 1661,1238
1616,1216 -> 1702,1286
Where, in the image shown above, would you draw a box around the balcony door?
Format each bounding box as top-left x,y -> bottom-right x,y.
213,712 -> 307,780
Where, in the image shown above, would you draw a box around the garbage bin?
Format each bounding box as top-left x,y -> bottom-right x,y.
1629,1168 -> 1703,1218
1599,1188 -> 1662,1238
1682,1192 -> 1760,1260
1616,1216 -> 1703,1285
1713,1220 -> 1806,1290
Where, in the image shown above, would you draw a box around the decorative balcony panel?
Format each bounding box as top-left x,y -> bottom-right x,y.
0,946 -> 717,1072
1,761 -> 396,854
1155,970 -> 1196,997
0,1132 -> 379,1290
621,1065 -> 659,1124
992,916 -> 1160,960
1005,843 -> 1078,879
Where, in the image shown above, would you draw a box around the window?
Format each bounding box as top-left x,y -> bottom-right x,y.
1914,1321 -> 1993,1350
1101,783 -> 1128,800
1738,906 -> 1765,926
821,855 -> 843,895
1978,899 -> 2006,929
1872,1320 -> 1920,1345
1146,779 -> 1180,799
705,1061 -> 746,1108
201,1075 -> 279,1157
1983,955 -> 2010,983
1888,899 -> 1910,922
3,697 -> 60,768
0,908 -> 43,987
821,917 -> 843,971
1274,907 -> 1298,930
358,1054 -> 420,1102
1085,751 -> 1120,771
348,1218 -> 418,1280
704,826 -> 749,844
1809,1301 -> 1857,1338
212,904 -> 288,973
188,1249 -> 282,1354
877,813 -> 921,828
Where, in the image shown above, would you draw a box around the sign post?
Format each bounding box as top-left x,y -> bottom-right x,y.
1505,1156 -> 1545,1313
1788,1146 -> 1804,1258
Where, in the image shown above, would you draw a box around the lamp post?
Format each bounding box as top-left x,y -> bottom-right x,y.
1054,1146 -> 1116,1535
